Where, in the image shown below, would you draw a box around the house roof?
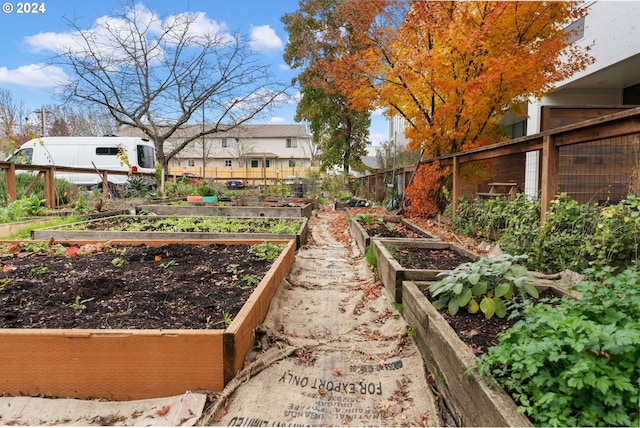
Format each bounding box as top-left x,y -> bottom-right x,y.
117,124 -> 310,140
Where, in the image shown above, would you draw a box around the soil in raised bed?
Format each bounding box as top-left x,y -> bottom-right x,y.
424,288 -> 558,355
361,221 -> 429,239
392,246 -> 473,270
0,243 -> 274,329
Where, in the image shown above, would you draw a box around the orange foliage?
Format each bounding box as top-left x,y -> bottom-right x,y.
315,1 -> 593,156
404,161 -> 451,219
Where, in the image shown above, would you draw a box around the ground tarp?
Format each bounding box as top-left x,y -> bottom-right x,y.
201,209 -> 441,426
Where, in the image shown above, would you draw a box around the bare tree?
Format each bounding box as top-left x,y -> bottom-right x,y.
53,2 -> 291,170
0,89 -> 32,154
46,104 -> 116,136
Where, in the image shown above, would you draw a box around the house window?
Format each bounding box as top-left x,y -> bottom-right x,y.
221,138 -> 232,148
224,159 -> 232,167
265,160 -> 271,168
288,159 -> 296,167
187,159 -> 195,167
251,160 -> 259,168
286,138 -> 297,148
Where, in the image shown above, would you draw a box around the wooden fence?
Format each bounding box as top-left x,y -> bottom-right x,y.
359,106 -> 640,223
0,163 -> 154,209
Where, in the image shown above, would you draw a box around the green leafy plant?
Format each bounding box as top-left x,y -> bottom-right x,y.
350,213 -> 382,225
241,274 -> 260,289
71,296 -> 94,311
429,254 -> 537,319
111,257 -> 125,268
475,267 -> 640,427
226,264 -> 243,275
248,242 -> 285,261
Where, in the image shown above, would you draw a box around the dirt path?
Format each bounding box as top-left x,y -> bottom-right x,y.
202,207 -> 442,426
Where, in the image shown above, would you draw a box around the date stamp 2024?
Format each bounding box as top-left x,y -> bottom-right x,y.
2,2 -> 46,14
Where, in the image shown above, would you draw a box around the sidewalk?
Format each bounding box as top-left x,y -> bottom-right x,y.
201,207 -> 442,426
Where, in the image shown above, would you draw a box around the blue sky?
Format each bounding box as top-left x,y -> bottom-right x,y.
0,0 -> 387,147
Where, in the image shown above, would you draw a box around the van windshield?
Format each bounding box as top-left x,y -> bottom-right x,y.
7,148 -> 33,164
137,145 -> 155,169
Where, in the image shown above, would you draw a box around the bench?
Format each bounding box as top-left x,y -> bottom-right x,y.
477,182 -> 518,200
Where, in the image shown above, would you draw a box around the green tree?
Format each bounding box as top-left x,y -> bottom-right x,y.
282,0 -> 371,175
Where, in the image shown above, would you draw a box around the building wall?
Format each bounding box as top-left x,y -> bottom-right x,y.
527,1 -> 640,135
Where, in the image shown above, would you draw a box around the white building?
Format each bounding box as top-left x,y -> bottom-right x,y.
509,1 -> 640,197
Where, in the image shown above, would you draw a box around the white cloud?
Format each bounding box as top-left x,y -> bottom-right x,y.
278,63 -> 291,71
369,132 -> 387,145
0,64 -> 68,88
269,116 -> 285,124
249,25 -> 283,53
25,4 -> 233,59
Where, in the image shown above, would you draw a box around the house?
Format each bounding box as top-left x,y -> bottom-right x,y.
117,124 -> 319,184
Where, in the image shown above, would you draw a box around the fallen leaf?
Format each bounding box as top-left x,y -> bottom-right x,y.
1,265 -> 16,272
156,405 -> 170,416
155,255 -> 162,262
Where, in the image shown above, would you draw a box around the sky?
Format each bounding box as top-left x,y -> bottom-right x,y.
0,0 -> 388,148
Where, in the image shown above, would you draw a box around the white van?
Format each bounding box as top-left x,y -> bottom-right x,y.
6,136 -> 156,187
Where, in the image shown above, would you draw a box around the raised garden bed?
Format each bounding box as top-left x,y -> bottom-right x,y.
401,280 -> 531,427
401,279 -> 573,427
136,201 -> 313,218
0,239 -> 296,400
372,239 -> 480,303
31,215 -> 309,248
347,211 -> 433,254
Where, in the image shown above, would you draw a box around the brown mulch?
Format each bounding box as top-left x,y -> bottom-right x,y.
0,243 -> 273,329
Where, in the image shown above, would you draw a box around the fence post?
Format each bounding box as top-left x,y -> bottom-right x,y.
540,134 -> 558,225
6,163 -> 17,203
102,172 -> 110,199
44,166 -> 56,209
451,156 -> 461,221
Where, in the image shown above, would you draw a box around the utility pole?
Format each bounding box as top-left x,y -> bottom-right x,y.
33,107 -> 47,137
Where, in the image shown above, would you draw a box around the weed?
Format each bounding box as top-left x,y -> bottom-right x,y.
391,301 -> 403,314
364,246 -> 377,269
111,257 -> 125,268
241,274 -> 260,289
29,266 -> 50,276
71,296 -> 86,310
226,264 -> 243,275
159,260 -> 178,269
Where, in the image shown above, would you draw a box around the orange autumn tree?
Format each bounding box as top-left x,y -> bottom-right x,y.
312,1 -> 593,216
329,0 -> 593,156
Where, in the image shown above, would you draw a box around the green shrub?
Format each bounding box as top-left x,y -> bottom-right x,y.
584,195 -> 640,271
475,267 -> 640,427
530,194 -> 597,273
